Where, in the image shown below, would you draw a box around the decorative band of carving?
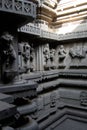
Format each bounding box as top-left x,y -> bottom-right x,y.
0,0 -> 36,18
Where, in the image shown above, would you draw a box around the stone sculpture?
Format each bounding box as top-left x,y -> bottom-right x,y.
43,43 -> 50,64
43,43 -> 50,70
58,45 -> 67,61
18,42 -> 35,73
50,49 -> 55,62
0,32 -> 17,83
18,42 -> 30,73
69,46 -> 86,59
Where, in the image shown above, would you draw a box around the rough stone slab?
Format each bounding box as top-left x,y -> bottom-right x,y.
0,93 -> 14,103
0,101 -> 16,121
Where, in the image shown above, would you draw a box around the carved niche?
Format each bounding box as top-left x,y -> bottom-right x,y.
0,32 -> 17,82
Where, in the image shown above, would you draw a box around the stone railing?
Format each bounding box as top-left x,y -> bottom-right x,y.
0,0 -> 36,18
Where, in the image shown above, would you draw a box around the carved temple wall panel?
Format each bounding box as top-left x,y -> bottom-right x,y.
17,39 -> 87,72
1,31 -> 87,83
32,40 -> 87,71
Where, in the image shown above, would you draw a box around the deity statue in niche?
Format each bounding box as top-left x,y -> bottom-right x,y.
58,45 -> 67,62
0,32 -> 17,83
43,43 -> 50,69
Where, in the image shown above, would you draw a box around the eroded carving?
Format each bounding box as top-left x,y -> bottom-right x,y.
43,44 -> 50,64
0,32 -> 17,82
69,46 -> 86,59
43,44 -> 56,70
43,44 -> 50,70
18,42 -> 35,73
80,91 -> 87,106
50,92 -> 56,107
58,45 -> 67,61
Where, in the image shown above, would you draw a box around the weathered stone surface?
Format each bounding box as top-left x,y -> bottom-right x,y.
17,102 -> 37,115
0,101 -> 16,121
0,93 -> 14,103
17,117 -> 39,130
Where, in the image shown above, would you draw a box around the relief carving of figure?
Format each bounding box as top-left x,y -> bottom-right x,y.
69,46 -> 86,59
43,43 -> 50,65
58,45 -> 67,61
22,42 -> 30,63
50,49 -> 55,62
50,48 -> 56,69
0,32 -> 17,82
18,42 -> 30,73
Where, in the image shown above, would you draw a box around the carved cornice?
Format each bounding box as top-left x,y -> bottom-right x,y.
58,31 -> 87,41
18,24 -> 87,41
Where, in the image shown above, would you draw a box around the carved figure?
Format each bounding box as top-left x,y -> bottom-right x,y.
22,42 -> 30,63
50,49 -> 55,62
0,32 -> 17,82
30,47 -> 35,72
69,46 -> 86,59
58,45 -> 67,61
18,42 -> 35,73
43,43 -> 50,64
18,42 -> 30,73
